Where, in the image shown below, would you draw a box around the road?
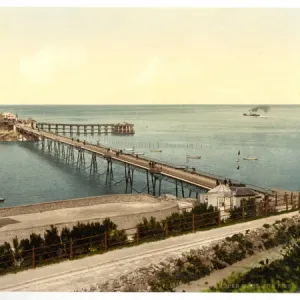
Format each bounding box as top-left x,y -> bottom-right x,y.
0,210 -> 297,292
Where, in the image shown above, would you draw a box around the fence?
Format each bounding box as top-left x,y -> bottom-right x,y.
0,192 -> 299,276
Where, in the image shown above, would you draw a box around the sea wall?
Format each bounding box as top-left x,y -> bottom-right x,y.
0,195 -> 179,244
0,194 -> 162,217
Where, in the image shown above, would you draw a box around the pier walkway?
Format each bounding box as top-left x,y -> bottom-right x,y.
16,124 -> 271,195
36,122 -> 135,134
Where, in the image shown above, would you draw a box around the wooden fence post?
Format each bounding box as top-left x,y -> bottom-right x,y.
192,214 -> 195,232
298,192 -> 300,209
285,193 -> 288,211
164,221 -> 169,238
275,193 -> 278,207
242,200 -> 245,221
104,231 -> 108,251
136,227 -> 140,244
291,193 -> 293,205
69,239 -> 73,259
218,210 -> 221,226
32,247 -> 35,269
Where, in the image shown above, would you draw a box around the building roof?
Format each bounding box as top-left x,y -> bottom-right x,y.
230,186 -> 257,197
2,112 -> 17,119
208,184 -> 233,197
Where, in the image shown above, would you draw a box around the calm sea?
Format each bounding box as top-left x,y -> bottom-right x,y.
0,105 -> 299,207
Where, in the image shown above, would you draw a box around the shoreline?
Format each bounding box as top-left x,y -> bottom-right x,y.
0,130 -> 20,142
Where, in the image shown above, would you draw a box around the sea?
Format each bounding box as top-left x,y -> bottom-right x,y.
0,105 -> 299,208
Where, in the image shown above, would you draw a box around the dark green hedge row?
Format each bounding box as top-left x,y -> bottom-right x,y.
0,218 -> 127,275
134,202 -> 219,242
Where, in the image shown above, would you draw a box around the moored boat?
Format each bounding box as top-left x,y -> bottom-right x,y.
186,155 -> 201,159
150,149 -> 162,152
243,157 -> 258,160
0,197 -> 5,203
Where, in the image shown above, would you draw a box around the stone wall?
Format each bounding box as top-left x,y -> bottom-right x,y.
0,194 -> 161,218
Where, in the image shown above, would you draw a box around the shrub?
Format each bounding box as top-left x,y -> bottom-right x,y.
135,217 -> 164,242
210,241 -> 300,292
0,242 -> 14,273
60,226 -> 72,255
229,206 -> 243,220
44,225 -> 62,260
274,231 -> 292,245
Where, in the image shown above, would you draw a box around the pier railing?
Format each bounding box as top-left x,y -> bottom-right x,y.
87,139 -> 273,194
19,128 -> 273,194
0,192 -> 299,276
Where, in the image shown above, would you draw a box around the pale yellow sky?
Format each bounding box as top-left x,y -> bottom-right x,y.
1,7 -> 300,105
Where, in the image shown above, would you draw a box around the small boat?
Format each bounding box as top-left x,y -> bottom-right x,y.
0,197 -> 5,203
186,155 -> 201,159
243,110 -> 260,117
243,157 -> 258,160
150,149 -> 162,152
123,146 -> 135,152
133,152 -> 145,155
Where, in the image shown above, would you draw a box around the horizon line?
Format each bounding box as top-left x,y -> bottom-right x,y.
0,104 -> 299,106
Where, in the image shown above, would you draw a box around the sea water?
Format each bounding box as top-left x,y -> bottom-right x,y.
0,105 -> 299,207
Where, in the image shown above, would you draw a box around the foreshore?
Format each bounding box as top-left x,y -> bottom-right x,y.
0,130 -> 19,142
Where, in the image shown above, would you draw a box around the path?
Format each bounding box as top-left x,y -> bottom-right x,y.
0,211 -> 297,292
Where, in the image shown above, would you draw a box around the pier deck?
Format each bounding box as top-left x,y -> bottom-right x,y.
16,124 -> 271,195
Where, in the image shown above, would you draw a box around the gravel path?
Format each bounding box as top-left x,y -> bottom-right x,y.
0,211 -> 298,292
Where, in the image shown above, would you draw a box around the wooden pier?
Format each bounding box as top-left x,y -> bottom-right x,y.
36,122 -> 135,135
16,124 -> 273,198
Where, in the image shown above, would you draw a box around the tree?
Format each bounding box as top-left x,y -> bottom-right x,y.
135,217 -> 164,242
0,242 -> 14,273
44,225 -> 62,259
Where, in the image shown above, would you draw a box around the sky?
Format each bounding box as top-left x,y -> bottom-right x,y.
1,7 -> 300,105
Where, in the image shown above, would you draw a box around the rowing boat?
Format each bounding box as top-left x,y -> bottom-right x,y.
150,149 -> 162,152
243,157 -> 258,160
186,155 -> 201,159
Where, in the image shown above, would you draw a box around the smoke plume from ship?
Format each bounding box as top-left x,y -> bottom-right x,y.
250,105 -> 270,113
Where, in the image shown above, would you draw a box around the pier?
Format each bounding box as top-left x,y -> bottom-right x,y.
15,124 -> 273,198
36,122 -> 135,135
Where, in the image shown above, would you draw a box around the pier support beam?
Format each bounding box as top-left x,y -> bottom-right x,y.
105,157 -> 113,185
76,148 -> 85,170
90,153 -> 98,175
124,163 -> 134,193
